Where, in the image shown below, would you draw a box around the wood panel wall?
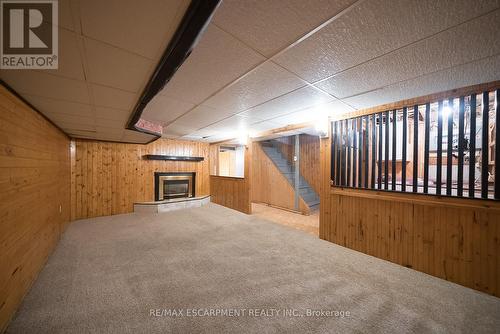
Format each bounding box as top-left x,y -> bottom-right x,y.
210,176 -> 251,214
320,114 -> 500,297
209,144 -> 251,214
0,85 -> 70,332
71,138 -> 210,219
251,142 -> 309,214
299,134 -> 320,194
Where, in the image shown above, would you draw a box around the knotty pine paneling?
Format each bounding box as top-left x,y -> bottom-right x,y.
251,142 -> 309,214
320,125 -> 500,297
72,138 -> 210,219
0,85 -> 70,332
210,176 -> 251,214
209,144 -> 252,214
299,134 -> 320,194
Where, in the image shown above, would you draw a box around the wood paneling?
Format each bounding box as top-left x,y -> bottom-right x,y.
299,134 -> 320,194
0,85 -> 70,332
320,113 -> 500,297
210,144 -> 251,214
71,138 -> 210,219
210,176 -> 251,214
251,142 -> 309,214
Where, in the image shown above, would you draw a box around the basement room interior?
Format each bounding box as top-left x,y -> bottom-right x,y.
1,0 -> 499,333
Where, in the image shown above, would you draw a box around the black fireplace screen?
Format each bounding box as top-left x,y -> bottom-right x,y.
164,180 -> 189,198
154,172 -> 195,201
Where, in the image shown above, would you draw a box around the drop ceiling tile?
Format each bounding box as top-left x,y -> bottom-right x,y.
0,70 -> 90,104
201,115 -> 251,133
172,105 -> 234,129
248,120 -> 283,136
90,133 -> 124,142
58,0 -> 75,31
162,124 -> 198,138
202,62 -> 305,112
183,128 -> 219,139
238,86 -> 333,120
84,38 -> 154,93
94,118 -> 126,128
274,0 -> 500,82
95,107 -> 130,122
21,94 -> 94,118
213,0 -> 357,57
91,85 -> 138,111
343,54 -> 500,109
48,114 -> 96,127
159,24 -> 265,105
60,122 -> 96,132
268,110 -> 315,126
269,99 -> 355,126
316,9 -> 500,99
95,126 -> 124,136
40,29 -> 85,81
141,95 -> 195,125
79,0 -> 189,59
120,129 -> 157,143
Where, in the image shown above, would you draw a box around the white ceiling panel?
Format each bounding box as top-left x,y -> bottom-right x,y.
142,95 -> 195,125
95,126 -> 124,135
41,29 -> 85,81
182,128 -> 219,139
1,70 -> 90,104
316,9 -> 500,99
343,54 -> 500,109
79,0 -> 190,59
171,105 -> 233,129
238,86 -> 334,120
51,114 -> 96,127
91,85 -> 137,111
213,0 -> 357,57
202,62 -> 305,112
120,129 -> 157,143
268,99 -> 355,127
248,120 -> 284,136
159,24 -> 265,105
201,115 -> 252,132
60,122 -> 96,133
274,0 -> 500,83
84,38 -> 154,93
58,0 -> 75,32
162,124 -> 198,138
95,107 -> 130,122
95,117 -> 127,128
21,94 -> 93,118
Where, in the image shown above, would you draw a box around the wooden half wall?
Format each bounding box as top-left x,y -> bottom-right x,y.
0,85 -> 71,331
319,83 -> 500,297
209,143 -> 252,214
71,138 -> 210,219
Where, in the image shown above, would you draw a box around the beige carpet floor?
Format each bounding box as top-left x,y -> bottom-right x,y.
251,203 -> 319,235
7,203 -> 500,333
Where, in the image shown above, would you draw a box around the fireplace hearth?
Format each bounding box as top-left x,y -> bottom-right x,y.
154,172 -> 195,201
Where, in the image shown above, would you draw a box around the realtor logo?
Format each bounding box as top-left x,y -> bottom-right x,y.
1,0 -> 58,69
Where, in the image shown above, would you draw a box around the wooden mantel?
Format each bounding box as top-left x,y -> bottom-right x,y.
143,154 -> 204,162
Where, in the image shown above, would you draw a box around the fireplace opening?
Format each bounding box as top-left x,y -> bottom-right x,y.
164,180 -> 189,199
154,172 -> 195,201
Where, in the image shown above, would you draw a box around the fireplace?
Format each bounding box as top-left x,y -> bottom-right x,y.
154,172 -> 195,201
